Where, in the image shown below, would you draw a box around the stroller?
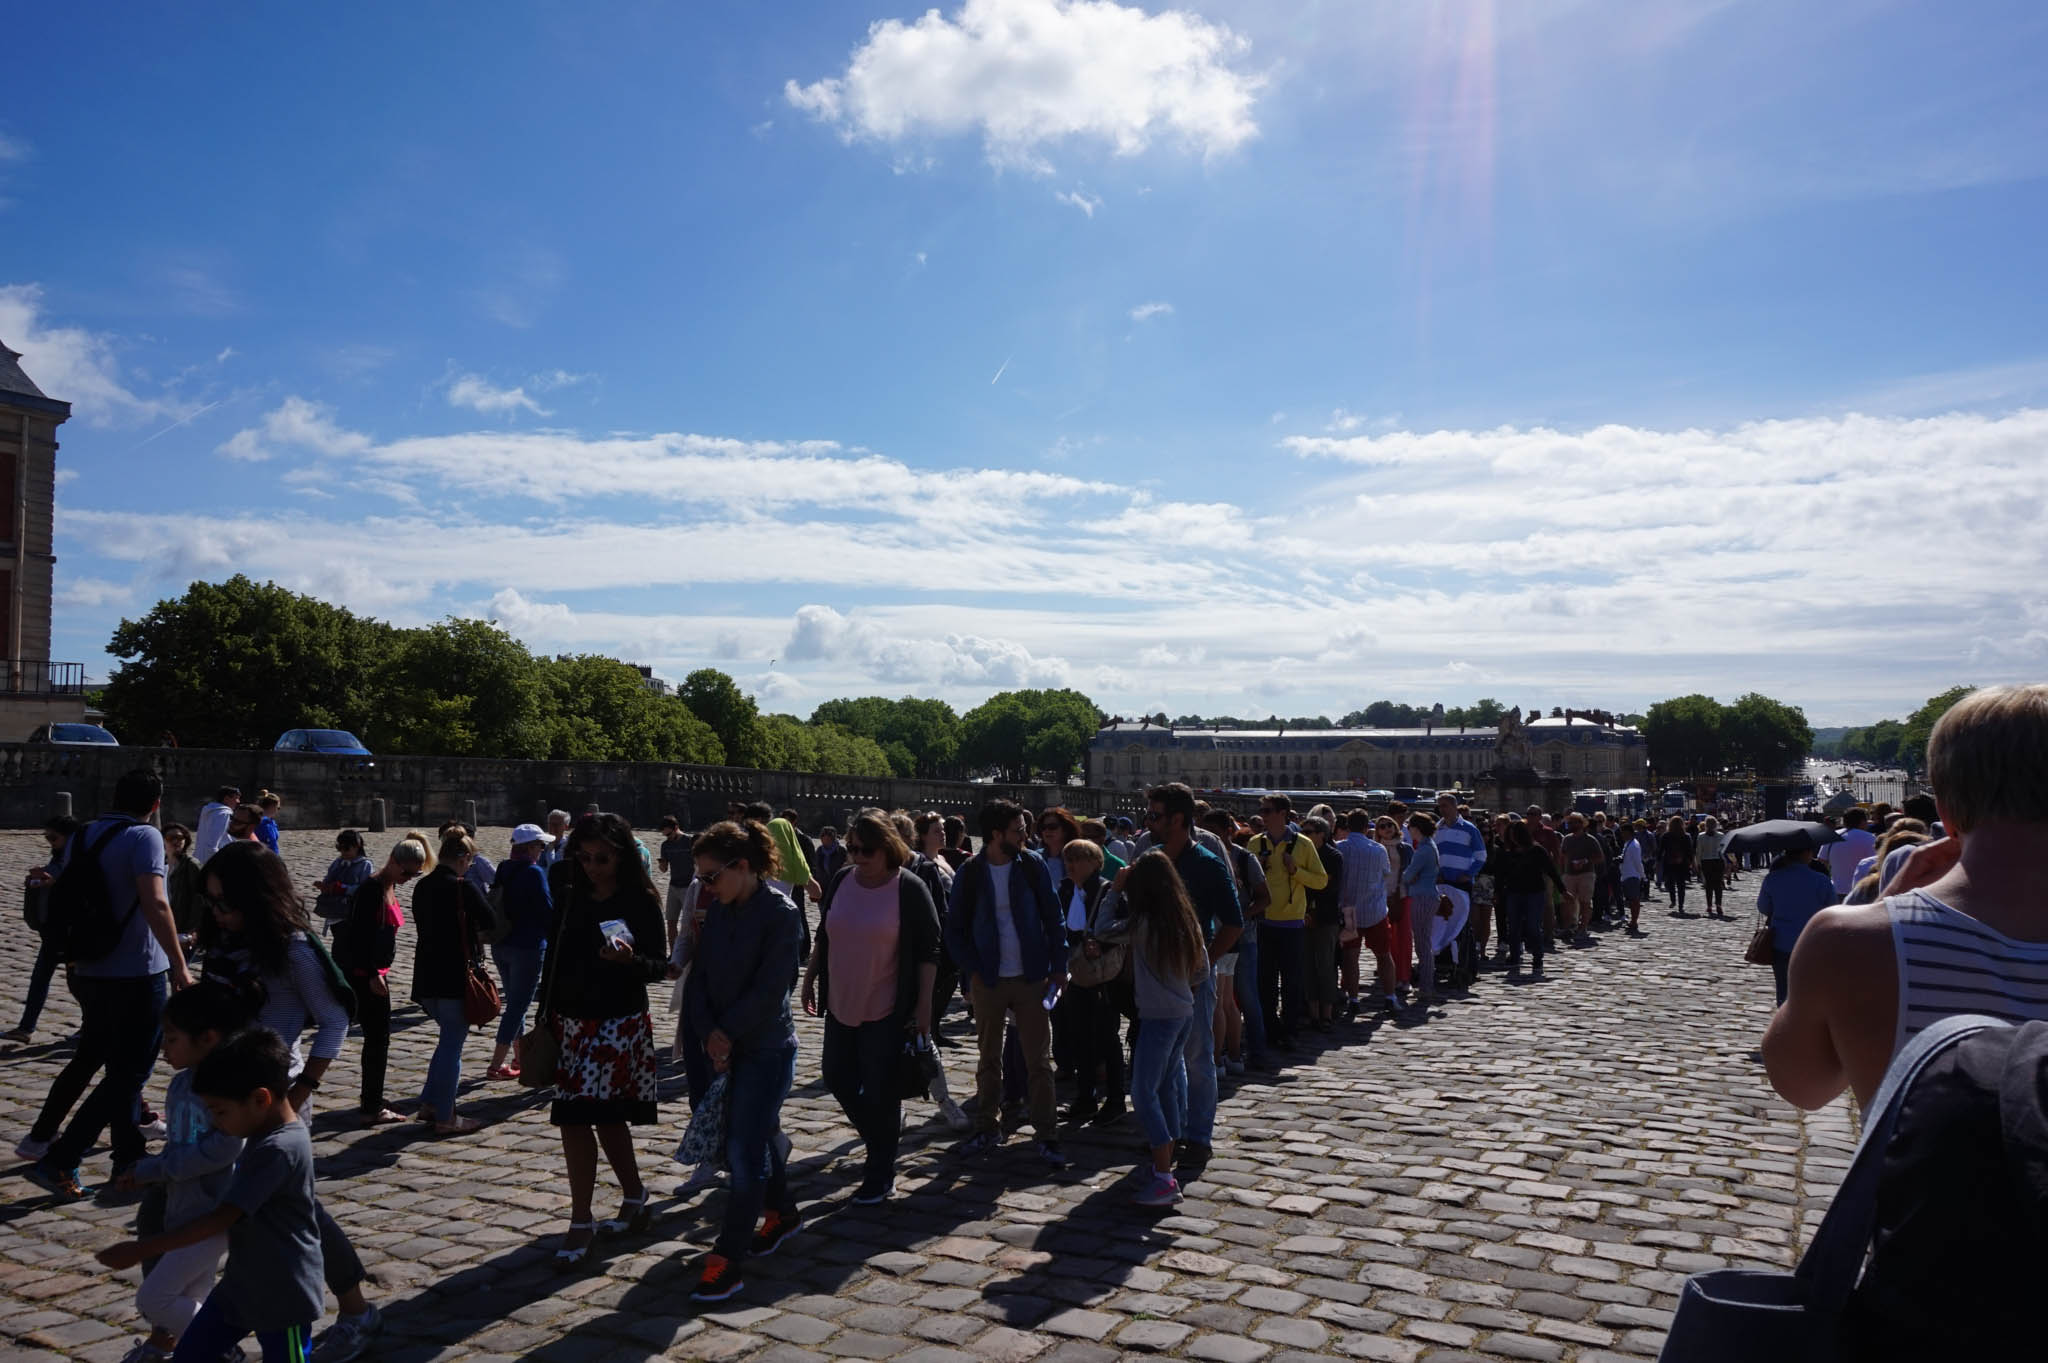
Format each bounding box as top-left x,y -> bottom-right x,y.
1434,918 -> 1482,992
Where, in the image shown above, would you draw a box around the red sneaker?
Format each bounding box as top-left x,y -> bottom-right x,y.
690,1253 -> 744,1303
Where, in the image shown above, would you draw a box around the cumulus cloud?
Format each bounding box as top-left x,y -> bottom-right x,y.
785,604 -> 1073,688
218,397 -> 372,462
446,373 -> 547,416
786,0 -> 1263,171
0,283 -> 200,427
1055,189 -> 1102,217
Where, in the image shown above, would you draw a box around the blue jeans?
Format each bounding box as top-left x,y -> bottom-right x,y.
14,934 -> 61,1033
417,997 -> 469,1121
492,945 -> 544,1047
1130,1011 -> 1191,1149
717,1045 -> 798,1263
1234,924 -> 1266,1060
1180,968 -> 1218,1144
36,971 -> 167,1170
171,1286 -> 310,1363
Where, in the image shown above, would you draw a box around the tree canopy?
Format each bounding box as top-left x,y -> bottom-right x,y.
1824,686 -> 1975,773
960,688 -> 1103,782
808,696 -> 962,777
1642,692 -> 1815,780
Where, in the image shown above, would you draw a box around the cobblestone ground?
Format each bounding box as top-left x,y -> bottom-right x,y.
0,827 -> 1853,1363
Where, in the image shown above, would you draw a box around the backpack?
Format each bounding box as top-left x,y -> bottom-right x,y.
44,820 -> 138,964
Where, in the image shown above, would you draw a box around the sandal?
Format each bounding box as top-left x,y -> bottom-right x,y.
598,1192 -> 651,1236
360,1107 -> 411,1126
555,1221 -> 596,1268
485,1064 -> 521,1080
432,1116 -> 484,1136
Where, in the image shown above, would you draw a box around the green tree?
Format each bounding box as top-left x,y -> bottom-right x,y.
540,656 -> 723,763
809,695 -> 961,777
1643,694 -> 1724,780
1900,685 -> 1975,772
961,688 -> 1101,781
102,575 -> 391,748
678,668 -> 763,768
371,618 -> 551,758
1720,692 -> 1814,777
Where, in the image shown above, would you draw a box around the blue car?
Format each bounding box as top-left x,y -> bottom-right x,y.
274,728 -> 372,757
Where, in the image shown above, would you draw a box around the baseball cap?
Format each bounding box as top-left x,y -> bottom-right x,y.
512,822 -> 555,846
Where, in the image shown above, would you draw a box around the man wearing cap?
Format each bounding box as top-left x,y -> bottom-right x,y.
485,823 -> 556,1080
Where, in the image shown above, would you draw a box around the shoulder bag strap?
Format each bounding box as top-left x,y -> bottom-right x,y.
1796,1012 -> 2011,1311
535,887 -> 570,1023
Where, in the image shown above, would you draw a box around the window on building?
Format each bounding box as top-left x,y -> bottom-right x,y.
1550,753 -> 1564,773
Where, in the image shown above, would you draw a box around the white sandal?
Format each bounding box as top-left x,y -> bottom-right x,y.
554,1221 -> 596,1267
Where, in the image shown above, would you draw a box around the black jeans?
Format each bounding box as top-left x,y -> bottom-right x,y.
317,1199 -> 367,1297
34,971 -> 167,1171
14,934 -> 62,1033
821,1016 -> 902,1187
356,983 -> 392,1113
1259,923 -> 1307,1042
1058,984 -> 1123,1105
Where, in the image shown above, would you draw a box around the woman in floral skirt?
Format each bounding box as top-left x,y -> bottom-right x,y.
538,813 -> 668,1268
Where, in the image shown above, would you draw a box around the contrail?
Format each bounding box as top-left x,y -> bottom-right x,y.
990,353 -> 1012,385
124,399 -> 223,452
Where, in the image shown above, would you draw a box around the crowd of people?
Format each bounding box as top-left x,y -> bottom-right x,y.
8,683 -> 2048,1357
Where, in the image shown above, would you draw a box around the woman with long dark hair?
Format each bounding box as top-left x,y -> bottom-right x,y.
801,810 -> 941,1204
1115,849 -> 1208,1207
408,829 -> 491,1135
197,841 -> 386,1362
538,813 -> 667,1269
683,819 -> 804,1303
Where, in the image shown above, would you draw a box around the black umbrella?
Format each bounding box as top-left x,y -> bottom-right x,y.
1725,819 -> 1843,856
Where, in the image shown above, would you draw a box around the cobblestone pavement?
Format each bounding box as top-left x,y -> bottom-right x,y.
0,827 -> 1853,1363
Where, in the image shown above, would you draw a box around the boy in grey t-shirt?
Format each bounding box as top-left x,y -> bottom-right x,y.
97,1028 -> 323,1362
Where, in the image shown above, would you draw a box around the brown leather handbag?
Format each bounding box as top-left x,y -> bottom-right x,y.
1744,915 -> 1775,966
456,888 -> 502,1027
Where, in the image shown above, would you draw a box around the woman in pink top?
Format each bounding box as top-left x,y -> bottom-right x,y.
800,811 -> 941,1204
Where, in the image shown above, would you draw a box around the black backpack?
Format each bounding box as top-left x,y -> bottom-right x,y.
44,820 -> 138,964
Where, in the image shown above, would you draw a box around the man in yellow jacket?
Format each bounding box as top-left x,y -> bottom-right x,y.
1248,795 -> 1327,1048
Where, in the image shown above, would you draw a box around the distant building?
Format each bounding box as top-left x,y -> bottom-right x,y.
631,663 -> 670,696
1088,717 -> 1648,793
0,342 -> 85,739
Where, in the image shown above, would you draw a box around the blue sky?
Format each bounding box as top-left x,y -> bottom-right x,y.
5,0 -> 2046,727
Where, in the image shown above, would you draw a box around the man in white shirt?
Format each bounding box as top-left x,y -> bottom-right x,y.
1821,808 -> 1876,898
194,785 -> 240,863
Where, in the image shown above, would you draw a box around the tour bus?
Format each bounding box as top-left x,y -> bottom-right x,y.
1662,786 -> 1691,813
1574,789 -> 1611,816
1610,788 -> 1651,819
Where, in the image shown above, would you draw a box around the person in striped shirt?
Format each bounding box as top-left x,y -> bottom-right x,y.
1763,684 -> 2048,1110
1431,794 -> 1488,962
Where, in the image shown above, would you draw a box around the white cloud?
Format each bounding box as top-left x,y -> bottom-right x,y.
0,133 -> 28,163
55,398 -> 2048,726
55,576 -> 133,610
0,283 -> 201,427
217,396 -> 372,462
786,0 -> 1263,171
446,373 -> 548,416
1055,189 -> 1101,217
1128,300 -> 1173,322
785,604 -> 1073,688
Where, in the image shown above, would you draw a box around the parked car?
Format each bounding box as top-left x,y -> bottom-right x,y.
26,722 -> 120,746
274,728 -> 372,756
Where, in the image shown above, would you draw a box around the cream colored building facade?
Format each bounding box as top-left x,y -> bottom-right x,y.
1089,717 -> 1648,793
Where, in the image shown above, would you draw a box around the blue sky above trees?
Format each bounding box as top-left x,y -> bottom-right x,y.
5,1 -> 2046,726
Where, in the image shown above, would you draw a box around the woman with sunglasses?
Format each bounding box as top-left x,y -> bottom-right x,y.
801,811 -> 942,1204
536,814 -> 667,1269
683,819 -> 804,1303
334,832 -> 433,1124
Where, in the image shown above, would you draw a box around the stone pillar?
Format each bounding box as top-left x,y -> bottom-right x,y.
369,797 -> 387,833
462,798 -> 478,829
50,790 -> 71,818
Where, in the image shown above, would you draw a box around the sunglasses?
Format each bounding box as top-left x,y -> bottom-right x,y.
696,857 -> 745,884
847,842 -> 881,858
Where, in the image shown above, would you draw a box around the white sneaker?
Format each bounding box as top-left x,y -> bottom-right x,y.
139,1118 -> 168,1140
938,1098 -> 972,1133
14,1135 -> 50,1162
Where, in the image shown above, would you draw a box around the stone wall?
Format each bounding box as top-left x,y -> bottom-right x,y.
0,743 -> 1155,831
